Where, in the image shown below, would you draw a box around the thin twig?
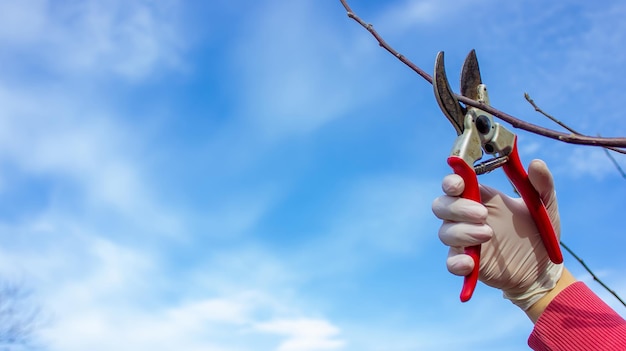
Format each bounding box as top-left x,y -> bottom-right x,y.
524,93 -> 626,155
524,93 -> 580,134
602,147 -> 626,179
339,0 -> 626,148
560,241 -> 626,308
339,0 -> 433,84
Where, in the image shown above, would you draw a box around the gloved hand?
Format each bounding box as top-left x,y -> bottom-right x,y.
431,159 -> 563,310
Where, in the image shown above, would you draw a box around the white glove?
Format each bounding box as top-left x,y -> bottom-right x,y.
431,159 -> 563,310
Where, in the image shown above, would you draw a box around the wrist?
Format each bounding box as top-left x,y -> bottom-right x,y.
503,261 -> 563,311
525,267 -> 576,323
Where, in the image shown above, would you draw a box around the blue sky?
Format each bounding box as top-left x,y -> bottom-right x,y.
0,1 -> 625,350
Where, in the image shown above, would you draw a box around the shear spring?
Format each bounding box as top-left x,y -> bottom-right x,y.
473,155 -> 509,175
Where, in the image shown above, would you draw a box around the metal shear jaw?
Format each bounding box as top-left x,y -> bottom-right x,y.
435,50 -> 516,168
434,51 -> 465,136
434,50 -> 485,167
460,49 -> 483,102
434,49 -> 485,137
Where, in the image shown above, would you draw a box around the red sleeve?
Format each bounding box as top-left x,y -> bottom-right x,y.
528,281 -> 626,350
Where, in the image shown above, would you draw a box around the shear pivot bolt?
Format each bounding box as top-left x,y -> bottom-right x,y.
476,115 -> 491,134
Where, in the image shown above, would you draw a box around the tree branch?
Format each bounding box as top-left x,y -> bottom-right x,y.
339,0 -> 433,84
339,0 -> 626,148
524,93 -> 626,155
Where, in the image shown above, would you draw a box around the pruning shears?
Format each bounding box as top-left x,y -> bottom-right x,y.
433,50 -> 563,302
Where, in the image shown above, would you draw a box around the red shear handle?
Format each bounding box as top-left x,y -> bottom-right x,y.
447,156 -> 481,302
502,137 -> 563,264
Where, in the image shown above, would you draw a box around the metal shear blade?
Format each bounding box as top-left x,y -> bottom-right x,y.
460,49 -> 482,101
434,52 -> 465,135
434,50 -> 486,136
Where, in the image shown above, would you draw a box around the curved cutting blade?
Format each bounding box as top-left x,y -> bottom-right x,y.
434,51 -> 465,135
460,49 -> 482,101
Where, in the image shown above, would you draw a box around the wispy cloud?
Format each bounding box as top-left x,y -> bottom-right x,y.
0,86 -> 184,239
231,1 -> 393,139
255,318 -> 345,351
375,0 -> 487,32
562,147 -> 625,180
0,0 -> 185,81
0,221 -> 345,351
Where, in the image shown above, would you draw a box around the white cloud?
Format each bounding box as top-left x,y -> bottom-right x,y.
0,0 -> 191,234
335,293 -> 530,351
0,86 -> 184,238
0,0 -> 185,81
375,0 -> 487,33
0,221 -> 344,351
255,318 -> 345,351
0,3 -> 337,348
562,147 -> 623,180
